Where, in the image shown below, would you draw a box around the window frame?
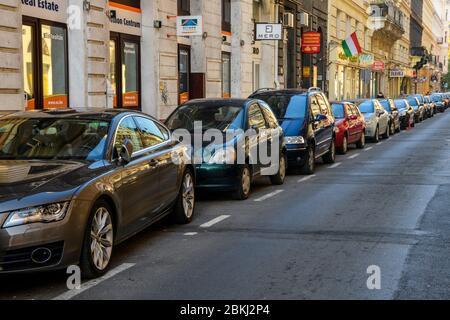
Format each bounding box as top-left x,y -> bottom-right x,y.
178,0 -> 190,16
222,0 -> 231,32
22,16 -> 69,110
178,44 -> 191,105
110,32 -> 142,110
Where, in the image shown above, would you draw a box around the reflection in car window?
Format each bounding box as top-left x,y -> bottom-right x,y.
310,96 -> 321,117
248,104 -> 267,129
135,117 -> 167,148
254,95 -> 307,119
316,95 -> 329,116
0,118 -> 110,160
114,117 -> 143,154
331,103 -> 345,119
259,103 -> 279,129
166,104 -> 245,132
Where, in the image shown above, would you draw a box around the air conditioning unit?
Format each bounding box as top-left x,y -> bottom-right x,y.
283,12 -> 295,28
299,12 -> 310,27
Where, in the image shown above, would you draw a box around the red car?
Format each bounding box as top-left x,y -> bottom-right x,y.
331,102 -> 366,154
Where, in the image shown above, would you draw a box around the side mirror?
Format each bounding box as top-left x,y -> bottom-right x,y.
119,138 -> 134,164
314,114 -> 327,122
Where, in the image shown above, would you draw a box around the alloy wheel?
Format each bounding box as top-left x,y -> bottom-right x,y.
182,172 -> 195,219
90,207 -> 114,271
279,156 -> 286,181
342,137 -> 348,154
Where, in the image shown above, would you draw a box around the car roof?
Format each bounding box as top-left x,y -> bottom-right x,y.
251,88 -> 310,96
0,108 -> 145,120
182,98 -> 251,106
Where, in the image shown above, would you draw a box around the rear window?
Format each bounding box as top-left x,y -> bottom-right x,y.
394,100 -> 406,108
331,103 -> 345,119
253,94 -> 307,119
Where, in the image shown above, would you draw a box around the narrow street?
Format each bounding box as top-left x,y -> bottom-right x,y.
2,110 -> 450,300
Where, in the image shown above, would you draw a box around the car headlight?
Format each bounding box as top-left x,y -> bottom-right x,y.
2,202 -> 70,228
284,136 -> 305,145
208,147 -> 236,164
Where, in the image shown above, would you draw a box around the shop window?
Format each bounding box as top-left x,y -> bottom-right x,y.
22,18 -> 68,110
178,45 -> 190,104
109,33 -> 141,109
222,0 -> 231,32
178,0 -> 190,16
222,52 -> 231,98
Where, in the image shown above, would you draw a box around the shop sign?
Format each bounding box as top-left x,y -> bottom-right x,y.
359,54 -> 374,66
255,23 -> 283,41
177,16 -> 203,37
372,61 -> 385,71
389,69 -> 405,78
338,52 -> 358,63
109,2 -> 142,36
301,32 -> 321,54
21,0 -> 67,23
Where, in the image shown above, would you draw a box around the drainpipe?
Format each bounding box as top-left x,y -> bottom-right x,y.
274,1 -> 280,89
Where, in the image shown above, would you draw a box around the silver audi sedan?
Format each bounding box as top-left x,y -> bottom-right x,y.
0,109 -> 195,278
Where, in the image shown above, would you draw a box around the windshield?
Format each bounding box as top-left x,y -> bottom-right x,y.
254,95 -> 307,119
394,100 -> 406,109
166,104 -> 245,132
407,98 -> 418,107
379,100 -> 391,112
357,101 -> 375,113
412,95 -> 424,104
0,118 -> 110,160
431,95 -> 442,102
331,103 -> 345,119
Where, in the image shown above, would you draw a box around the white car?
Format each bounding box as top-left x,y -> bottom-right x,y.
352,99 -> 390,142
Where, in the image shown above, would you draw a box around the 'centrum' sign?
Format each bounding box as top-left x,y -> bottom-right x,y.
109,1 -> 142,36
21,0 -> 67,23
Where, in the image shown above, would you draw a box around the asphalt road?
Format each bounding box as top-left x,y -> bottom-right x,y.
2,111 -> 450,300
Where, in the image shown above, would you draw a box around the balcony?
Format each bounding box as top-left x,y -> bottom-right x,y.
368,0 -> 405,41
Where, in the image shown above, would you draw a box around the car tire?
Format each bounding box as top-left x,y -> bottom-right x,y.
171,168 -> 195,224
338,135 -> 348,155
80,199 -> 115,279
322,139 -> 336,164
300,145 -> 315,175
233,165 -> 252,200
356,132 -> 365,149
390,122 -> 395,135
373,126 -> 380,143
270,153 -> 286,185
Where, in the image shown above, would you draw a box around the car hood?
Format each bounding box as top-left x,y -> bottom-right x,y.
279,118 -> 306,136
0,160 -> 109,211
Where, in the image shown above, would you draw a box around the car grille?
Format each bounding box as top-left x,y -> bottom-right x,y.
0,241 -> 64,272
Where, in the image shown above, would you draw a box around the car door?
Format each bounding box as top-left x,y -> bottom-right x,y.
259,102 -> 283,173
352,104 -> 365,140
316,94 -> 334,154
346,104 -> 358,143
375,101 -> 388,133
134,116 -> 180,215
309,95 -> 326,155
247,103 -> 269,175
113,116 -> 161,234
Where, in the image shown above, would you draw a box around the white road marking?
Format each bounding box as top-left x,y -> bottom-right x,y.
347,153 -> 360,159
52,263 -> 135,301
364,147 -> 373,152
254,190 -> 284,202
298,175 -> 316,183
328,162 -> 342,169
184,232 -> 198,236
200,215 -> 231,228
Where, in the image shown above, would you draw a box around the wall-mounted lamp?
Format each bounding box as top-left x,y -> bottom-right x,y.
240,40 -> 245,47
202,32 -> 208,39
108,10 -> 117,19
83,0 -> 91,11
154,20 -> 162,29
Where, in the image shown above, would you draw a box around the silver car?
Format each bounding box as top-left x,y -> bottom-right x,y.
351,99 -> 390,142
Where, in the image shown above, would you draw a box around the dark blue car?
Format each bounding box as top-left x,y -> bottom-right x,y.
250,88 -> 336,174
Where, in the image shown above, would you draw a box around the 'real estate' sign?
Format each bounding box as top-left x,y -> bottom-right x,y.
21,0 -> 67,23
177,16 -> 204,37
255,23 -> 282,41
109,1 -> 142,36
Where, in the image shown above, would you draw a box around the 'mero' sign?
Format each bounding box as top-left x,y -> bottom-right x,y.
255,23 -> 282,41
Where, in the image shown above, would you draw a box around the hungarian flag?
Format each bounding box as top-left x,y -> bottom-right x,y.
342,32 -> 362,57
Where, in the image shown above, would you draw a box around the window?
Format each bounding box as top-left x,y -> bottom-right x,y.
178,0 -> 190,16
248,104 -> 267,129
134,116 -> 169,148
316,95 -> 330,116
259,103 -> 279,129
109,33 -> 140,109
22,18 -> 68,110
222,0 -> 231,32
114,117 -> 143,154
222,52 -> 231,98
178,45 -> 190,104
310,96 -> 321,117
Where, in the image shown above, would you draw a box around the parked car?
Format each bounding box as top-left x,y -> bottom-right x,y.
431,93 -> 446,112
349,99 -> 390,142
424,96 -> 436,116
331,101 -> 366,154
393,99 -> 415,129
407,96 -> 425,122
249,88 -> 336,175
165,99 -> 286,200
0,109 -> 195,278
443,93 -> 450,108
378,98 -> 401,134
